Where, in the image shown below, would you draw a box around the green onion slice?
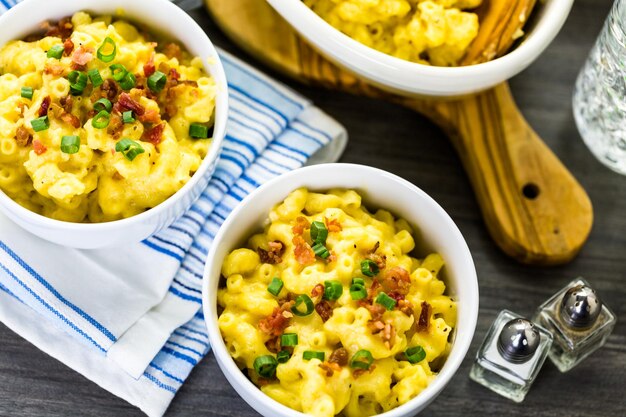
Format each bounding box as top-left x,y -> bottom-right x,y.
352,278 -> 365,287
92,110 -> 111,129
110,64 -> 128,82
21,87 -> 34,99
30,116 -> 49,132
119,72 -> 136,90
68,71 -> 88,95
361,259 -> 380,277
97,37 -> 117,63
93,98 -> 112,113
147,70 -> 167,92
350,284 -> 367,301
312,242 -> 330,259
88,68 -> 104,88
253,355 -> 278,379
47,45 -> 64,59
189,123 -> 209,139
350,350 -> 374,370
405,346 -> 426,364
323,280 -> 343,301
310,221 -> 328,244
115,138 -> 145,162
122,111 -> 135,124
276,350 -> 291,364
281,333 -> 298,347
302,351 -> 325,362
267,277 -> 283,297
375,292 -> 396,311
291,294 -> 314,317
60,135 -> 80,154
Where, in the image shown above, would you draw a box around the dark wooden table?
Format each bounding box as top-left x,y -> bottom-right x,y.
1,1 -> 624,416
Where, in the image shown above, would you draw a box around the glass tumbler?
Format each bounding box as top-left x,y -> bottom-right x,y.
573,0 -> 626,175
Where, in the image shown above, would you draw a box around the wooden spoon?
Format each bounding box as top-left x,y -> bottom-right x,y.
204,0 -> 593,266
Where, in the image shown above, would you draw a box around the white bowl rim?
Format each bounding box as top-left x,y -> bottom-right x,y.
0,0 -> 228,230
202,163 -> 479,417
266,0 -> 574,95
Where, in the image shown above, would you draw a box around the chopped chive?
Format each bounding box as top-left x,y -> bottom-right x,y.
88,68 -> 104,88
21,87 -> 33,99
312,242 -> 330,259
115,138 -> 145,161
68,71 -> 88,95
280,333 -> 298,347
60,135 -> 80,154
30,115 -> 49,132
361,259 -> 379,277
350,350 -> 374,370
93,98 -> 112,113
375,292 -> 396,311
405,346 -> 426,364
323,280 -> 343,301
267,277 -> 283,297
122,111 -> 135,124
118,72 -> 136,90
47,45 -> 64,59
147,71 -> 167,92
92,110 -> 111,129
350,278 -> 367,301
110,64 -> 128,82
253,355 -> 278,379
310,221 -> 328,245
276,350 -> 291,364
97,37 -> 116,63
291,294 -> 314,317
189,123 -> 209,139
302,351 -> 325,361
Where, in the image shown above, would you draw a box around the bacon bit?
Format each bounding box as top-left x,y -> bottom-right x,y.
43,17 -> 73,39
169,68 -> 181,81
258,301 -> 294,337
325,217 -> 342,232
162,42 -> 182,60
328,347 -> 349,366
256,377 -> 272,387
60,112 -> 81,128
315,300 -> 333,323
257,240 -> 285,265
33,140 -> 47,155
381,322 -> 396,349
144,54 -> 156,77
138,108 -> 161,124
141,122 -> 165,145
101,79 -> 119,101
60,96 -> 74,114
367,279 -> 382,301
397,299 -> 414,317
15,126 -> 32,147
327,251 -> 337,263
310,284 -> 324,298
353,365 -> 376,378
63,38 -> 74,56
380,266 -> 411,296
292,216 -> 310,236
163,103 -> 177,121
107,113 -> 124,138
44,63 -> 65,76
293,235 -> 315,266
319,361 -> 341,377
38,96 -> 51,117
72,46 -> 94,67
365,302 -> 386,323
112,172 -> 124,181
117,92 -> 145,116
367,251 -> 386,271
264,335 -> 282,354
17,102 -> 27,116
417,301 -> 431,333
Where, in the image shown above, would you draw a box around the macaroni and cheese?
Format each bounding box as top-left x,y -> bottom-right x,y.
218,188 -> 457,417
304,0 -> 482,66
0,12 -> 216,222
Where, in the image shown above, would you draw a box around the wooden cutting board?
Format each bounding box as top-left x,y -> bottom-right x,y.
204,0 -> 593,266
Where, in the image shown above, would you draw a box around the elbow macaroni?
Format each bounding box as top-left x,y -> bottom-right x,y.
0,12 -> 216,222
304,0 -> 481,66
218,189 -> 457,417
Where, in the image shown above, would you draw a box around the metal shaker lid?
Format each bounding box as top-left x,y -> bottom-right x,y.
560,284 -> 602,330
497,318 -> 541,364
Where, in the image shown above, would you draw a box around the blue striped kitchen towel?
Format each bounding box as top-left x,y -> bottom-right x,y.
0,2 -> 348,415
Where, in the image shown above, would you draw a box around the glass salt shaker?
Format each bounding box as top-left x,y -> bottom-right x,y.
573,0 -> 626,174
533,278 -> 616,373
470,310 -> 553,402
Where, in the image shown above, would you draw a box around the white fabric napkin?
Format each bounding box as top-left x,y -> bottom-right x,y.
0,2 -> 348,414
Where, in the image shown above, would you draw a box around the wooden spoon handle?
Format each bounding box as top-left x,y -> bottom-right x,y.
401,84 -> 593,265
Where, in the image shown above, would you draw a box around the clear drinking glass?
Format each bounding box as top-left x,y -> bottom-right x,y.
573,0 -> 626,174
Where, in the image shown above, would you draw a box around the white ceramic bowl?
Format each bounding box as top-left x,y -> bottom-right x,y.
203,163 -> 479,417
266,0 -> 574,97
0,0 -> 228,249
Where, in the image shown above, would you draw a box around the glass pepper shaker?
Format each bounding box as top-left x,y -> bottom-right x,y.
533,278 -> 616,372
470,310 -> 553,402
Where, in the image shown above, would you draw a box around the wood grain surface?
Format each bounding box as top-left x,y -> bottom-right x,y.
206,0 -> 593,266
1,1 -> 624,416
